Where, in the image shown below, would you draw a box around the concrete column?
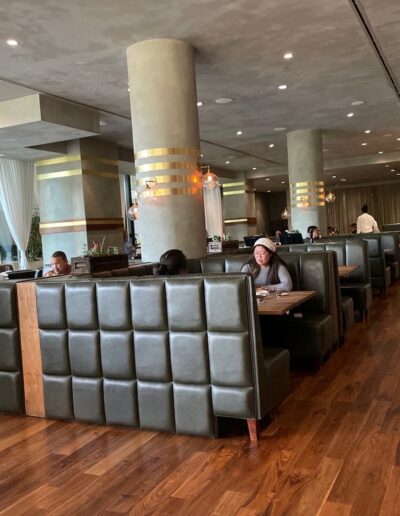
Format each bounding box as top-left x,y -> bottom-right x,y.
222,175 -> 257,240
287,129 -> 326,237
126,39 -> 206,261
37,138 -> 124,264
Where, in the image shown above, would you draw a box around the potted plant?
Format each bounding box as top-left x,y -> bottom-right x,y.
71,237 -> 128,274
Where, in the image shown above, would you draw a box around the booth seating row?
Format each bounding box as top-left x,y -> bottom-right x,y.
92,249 -> 354,364
0,283 -> 24,414
277,240 -> 372,320
200,251 -> 342,366
320,232 -> 397,295
31,275 -> 290,440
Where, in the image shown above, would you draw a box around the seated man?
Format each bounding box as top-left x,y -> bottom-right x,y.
44,251 -> 71,277
307,225 -> 322,243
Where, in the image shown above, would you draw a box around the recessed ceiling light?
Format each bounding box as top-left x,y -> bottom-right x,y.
283,52 -> 293,60
127,87 -> 130,92
347,112 -> 354,118
236,130 -> 243,136
323,149 -> 328,152
6,39 -> 18,46
397,138 -> 400,141
225,160 -> 230,164
332,175 -> 337,178
278,84 -> 288,90
265,178 -> 270,181
267,190 -> 271,192
197,101 -> 203,107
378,151 -> 384,154
365,129 -> 371,134
215,97 -> 234,104
385,165 -> 390,167
253,188 -> 256,191
384,133 -> 392,137
391,169 -> 395,172
252,167 -> 257,170
273,127 -> 287,132
361,142 -> 367,146
281,181 -> 285,184
397,173 -> 400,176
268,143 -> 275,148
200,153 -> 204,157
340,178 -> 347,182
351,100 -> 365,106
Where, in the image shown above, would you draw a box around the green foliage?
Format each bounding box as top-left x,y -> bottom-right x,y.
27,214 -> 42,261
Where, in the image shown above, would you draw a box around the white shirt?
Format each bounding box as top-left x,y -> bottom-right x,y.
357,212 -> 380,233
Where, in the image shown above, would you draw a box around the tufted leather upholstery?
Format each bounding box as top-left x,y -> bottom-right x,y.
363,235 -> 391,295
382,232 -> 399,284
0,283 -> 24,413
263,252 -> 337,362
36,275 -> 290,437
278,240 -> 372,317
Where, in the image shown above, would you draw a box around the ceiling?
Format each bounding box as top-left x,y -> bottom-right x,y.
0,0 -> 400,191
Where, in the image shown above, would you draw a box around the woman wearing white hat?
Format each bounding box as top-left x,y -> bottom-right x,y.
241,237 -> 293,291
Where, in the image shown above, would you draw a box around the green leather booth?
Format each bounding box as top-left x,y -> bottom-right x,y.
0,283 -> 24,414
198,251 -> 339,364
280,240 -> 371,319
35,274 -> 290,438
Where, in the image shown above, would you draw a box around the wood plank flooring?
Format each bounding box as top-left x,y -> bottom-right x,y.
1,286 -> 400,514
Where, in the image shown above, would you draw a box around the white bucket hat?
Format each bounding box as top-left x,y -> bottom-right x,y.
253,237 -> 276,254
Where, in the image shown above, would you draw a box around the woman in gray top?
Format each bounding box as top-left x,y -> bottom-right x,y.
241,237 -> 293,291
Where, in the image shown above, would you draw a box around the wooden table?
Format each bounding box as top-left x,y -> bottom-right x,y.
338,264 -> 359,278
257,290 -> 317,316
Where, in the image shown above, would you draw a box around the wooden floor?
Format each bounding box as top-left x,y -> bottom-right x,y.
1,289 -> 400,515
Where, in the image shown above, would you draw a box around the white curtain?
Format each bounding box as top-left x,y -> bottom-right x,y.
204,187 -> 223,238
0,159 -> 35,269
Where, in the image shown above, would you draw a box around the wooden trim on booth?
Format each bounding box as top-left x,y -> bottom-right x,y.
16,282 -> 45,417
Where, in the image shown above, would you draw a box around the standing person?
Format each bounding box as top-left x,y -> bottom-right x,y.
44,251 -> 71,277
241,237 -> 292,291
357,204 -> 380,233
153,249 -> 187,276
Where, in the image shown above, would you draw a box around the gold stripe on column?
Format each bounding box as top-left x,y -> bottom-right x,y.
137,173 -> 202,186
141,187 -> 202,198
36,155 -> 81,167
223,190 -> 246,196
36,155 -> 118,167
40,218 -> 124,234
136,161 -> 199,174
290,180 -> 326,208
223,182 -> 246,188
37,169 -> 83,180
135,147 -> 200,160
37,169 -> 119,180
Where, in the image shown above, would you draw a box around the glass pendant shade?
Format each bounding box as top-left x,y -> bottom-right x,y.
325,191 -> 336,203
281,207 -> 290,220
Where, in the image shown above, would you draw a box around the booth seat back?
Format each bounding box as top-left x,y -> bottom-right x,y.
35,274 -> 269,437
382,224 -> 400,232
280,251 -> 338,317
0,283 -> 24,413
363,235 -> 390,293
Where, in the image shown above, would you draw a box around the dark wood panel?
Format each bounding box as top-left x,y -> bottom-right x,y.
16,282 -> 45,417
